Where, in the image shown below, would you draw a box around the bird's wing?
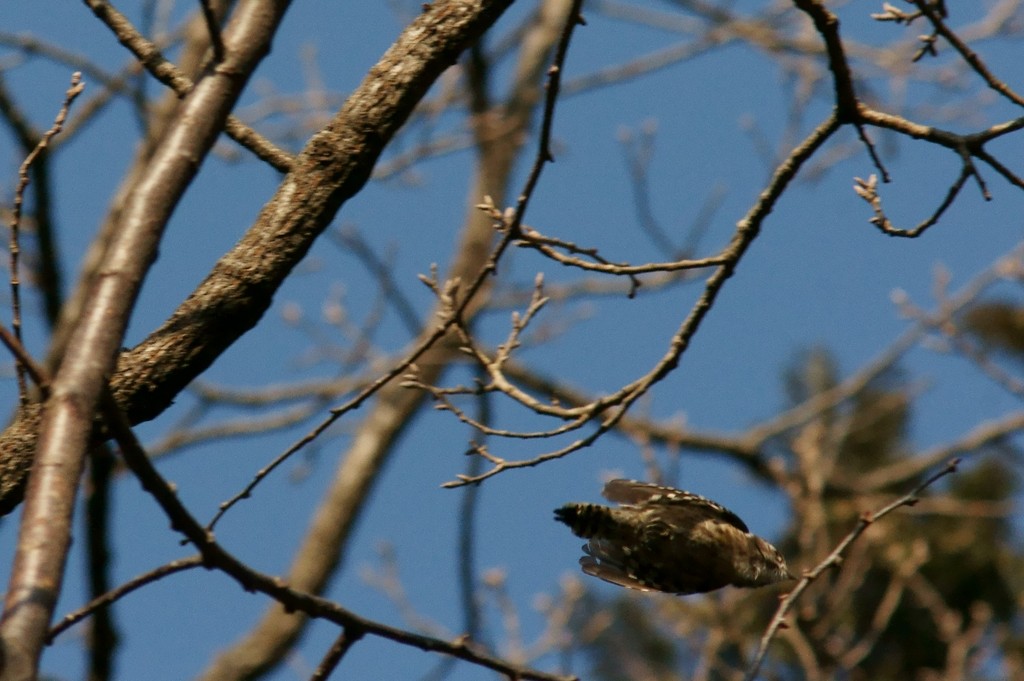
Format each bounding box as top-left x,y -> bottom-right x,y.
601,479 -> 667,504
601,479 -> 749,533
579,539 -> 659,592
579,556 -> 659,592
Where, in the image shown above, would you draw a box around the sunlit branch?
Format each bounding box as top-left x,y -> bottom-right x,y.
743,458 -> 962,681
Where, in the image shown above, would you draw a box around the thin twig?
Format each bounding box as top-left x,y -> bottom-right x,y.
742,458 -> 962,681
198,0 -> 225,62
83,0 -> 293,171
445,112 -> 842,487
209,0 -> 589,523
7,72 -> 84,405
99,389 -> 574,681
909,0 -> 1024,108
47,556 -> 204,642
309,626 -> 365,680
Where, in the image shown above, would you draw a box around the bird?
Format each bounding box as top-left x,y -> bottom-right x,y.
554,479 -> 794,595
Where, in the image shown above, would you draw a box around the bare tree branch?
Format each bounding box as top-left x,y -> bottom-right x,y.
0,0 -> 518,516
743,458 -> 962,681
0,3 -> 289,675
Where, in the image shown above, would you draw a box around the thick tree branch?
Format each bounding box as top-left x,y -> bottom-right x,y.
0,2 -> 290,676
196,2 -> 575,677
0,0 -> 516,516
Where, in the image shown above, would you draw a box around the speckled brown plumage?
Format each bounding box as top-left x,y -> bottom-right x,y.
555,479 -> 793,595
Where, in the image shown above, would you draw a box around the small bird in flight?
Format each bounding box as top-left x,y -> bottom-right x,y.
555,479 -> 794,595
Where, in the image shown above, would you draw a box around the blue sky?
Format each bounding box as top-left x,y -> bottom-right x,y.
1,1 -> 1022,679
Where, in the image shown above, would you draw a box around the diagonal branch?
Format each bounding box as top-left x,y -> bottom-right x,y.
102,386 -> 574,681
445,111 -> 842,487
742,458 -> 962,681
0,2 -> 291,676
83,0 -> 292,171
0,0 -> 518,517
196,3 -> 581,677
